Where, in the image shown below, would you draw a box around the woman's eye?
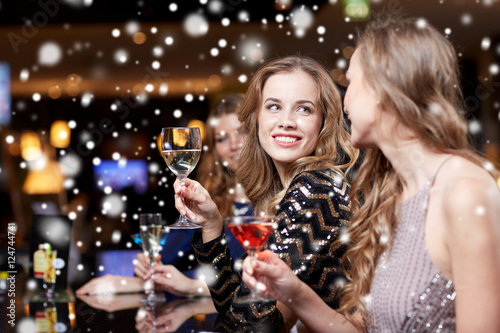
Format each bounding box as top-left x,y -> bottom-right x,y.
215,137 -> 228,143
298,106 -> 312,113
267,104 -> 280,111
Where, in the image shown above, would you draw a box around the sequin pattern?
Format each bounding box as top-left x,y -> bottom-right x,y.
192,169 -> 351,330
401,273 -> 456,332
367,175 -> 456,332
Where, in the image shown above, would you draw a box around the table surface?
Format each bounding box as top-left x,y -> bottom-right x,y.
5,288 -> 224,333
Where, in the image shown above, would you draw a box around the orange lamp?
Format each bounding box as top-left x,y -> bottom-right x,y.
20,131 -> 42,161
50,120 -> 71,148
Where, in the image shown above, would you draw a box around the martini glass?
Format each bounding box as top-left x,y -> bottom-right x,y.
224,215 -> 277,302
160,127 -> 202,229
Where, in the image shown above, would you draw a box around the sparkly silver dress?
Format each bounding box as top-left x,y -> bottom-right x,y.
368,170 -> 456,332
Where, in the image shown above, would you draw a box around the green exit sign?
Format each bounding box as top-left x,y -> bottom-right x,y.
343,0 -> 370,20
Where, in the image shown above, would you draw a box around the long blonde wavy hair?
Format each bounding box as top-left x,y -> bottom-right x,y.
196,94 -> 245,217
339,15 -> 498,324
236,55 -> 359,214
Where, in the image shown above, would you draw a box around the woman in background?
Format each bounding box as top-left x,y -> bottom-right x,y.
197,93 -> 253,219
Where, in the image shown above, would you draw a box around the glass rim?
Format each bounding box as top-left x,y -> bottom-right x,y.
139,213 -> 163,225
161,126 -> 200,130
139,213 -> 162,217
223,215 -> 276,224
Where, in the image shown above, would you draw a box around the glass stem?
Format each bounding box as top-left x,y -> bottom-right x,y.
179,176 -> 186,187
178,176 -> 187,222
247,250 -> 260,296
149,258 -> 155,296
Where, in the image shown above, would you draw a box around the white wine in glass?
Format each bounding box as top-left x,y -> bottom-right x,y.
161,127 -> 202,229
140,226 -> 163,263
139,213 -> 165,305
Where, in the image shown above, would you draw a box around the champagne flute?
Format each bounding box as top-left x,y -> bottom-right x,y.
224,216 -> 278,302
131,231 -> 168,248
140,213 -> 165,305
160,127 -> 202,229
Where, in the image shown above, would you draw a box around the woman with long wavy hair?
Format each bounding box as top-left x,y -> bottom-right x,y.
242,14 -> 500,332
171,54 -> 358,331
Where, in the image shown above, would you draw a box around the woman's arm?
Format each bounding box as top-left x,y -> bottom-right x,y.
243,250 -> 361,333
443,177 -> 500,332
76,274 -> 145,295
268,170 -> 351,309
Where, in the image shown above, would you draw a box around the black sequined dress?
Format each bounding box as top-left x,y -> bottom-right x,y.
192,169 -> 351,331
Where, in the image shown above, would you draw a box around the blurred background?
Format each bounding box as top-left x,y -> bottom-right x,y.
0,0 -> 499,286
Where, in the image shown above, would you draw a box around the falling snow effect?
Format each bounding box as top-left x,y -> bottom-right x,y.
1,2 -> 499,329
184,13 -> 209,37
38,42 -> 63,66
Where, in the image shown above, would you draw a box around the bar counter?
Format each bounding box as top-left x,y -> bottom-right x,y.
4,286 -> 222,333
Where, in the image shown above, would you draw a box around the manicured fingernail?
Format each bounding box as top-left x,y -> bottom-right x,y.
151,274 -> 158,280
248,277 -> 256,287
255,282 -> 266,292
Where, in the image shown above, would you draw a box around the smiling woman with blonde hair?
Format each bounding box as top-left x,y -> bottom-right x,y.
237,55 -> 357,215
171,54 -> 358,331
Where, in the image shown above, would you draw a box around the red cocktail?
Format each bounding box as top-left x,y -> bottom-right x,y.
224,216 -> 277,302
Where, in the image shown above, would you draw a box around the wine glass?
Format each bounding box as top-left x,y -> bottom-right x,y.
224,215 -> 278,302
160,127 -> 202,229
140,213 -> 166,305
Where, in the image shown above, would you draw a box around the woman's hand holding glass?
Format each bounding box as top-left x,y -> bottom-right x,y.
134,252 -> 162,279
173,178 -> 223,243
143,264 -> 210,298
242,250 -> 303,304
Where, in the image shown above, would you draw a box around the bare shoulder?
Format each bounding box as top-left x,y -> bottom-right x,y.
438,156 -> 500,227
